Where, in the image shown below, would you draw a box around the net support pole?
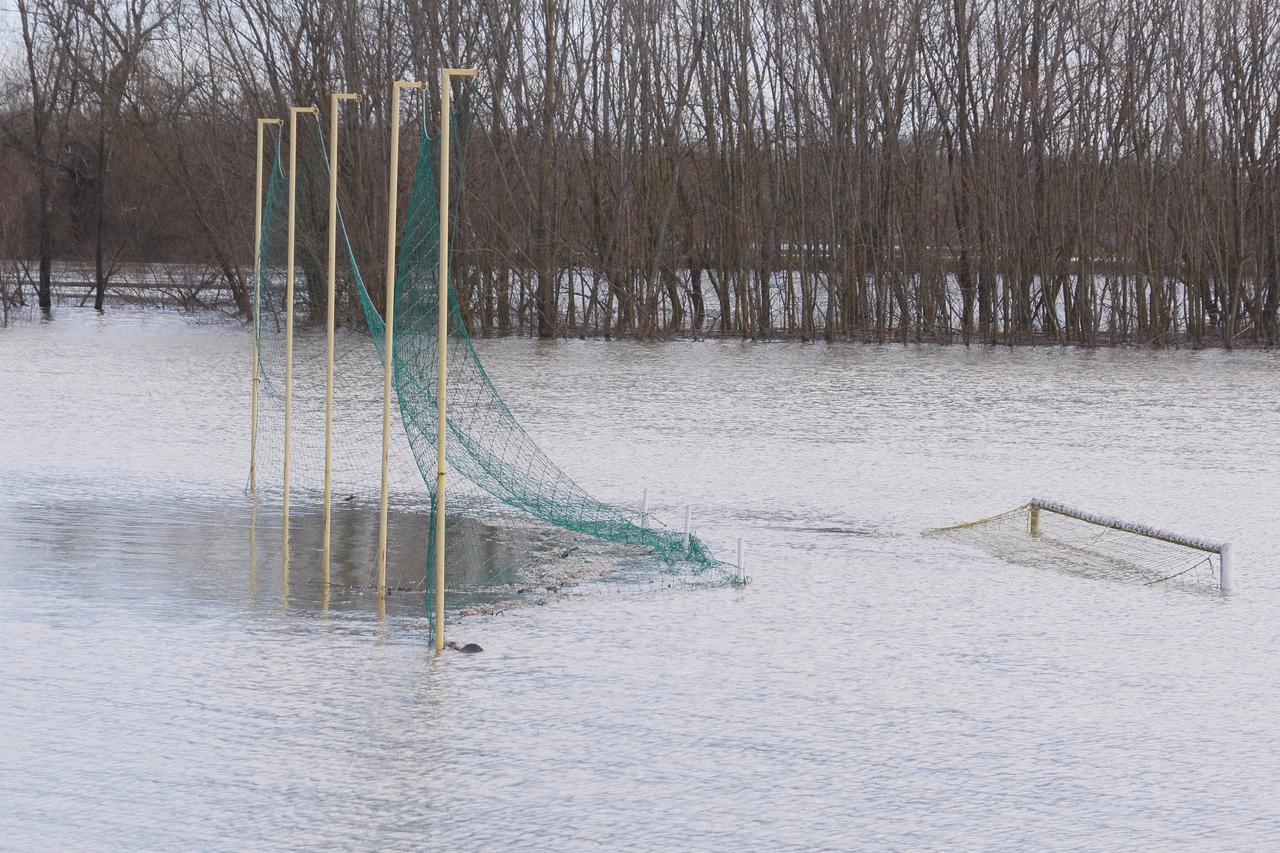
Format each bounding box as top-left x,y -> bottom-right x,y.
435,67 -> 479,653
737,538 -> 745,584
1029,504 -> 1041,538
641,488 -> 649,528
284,105 -> 318,564
377,80 -> 426,597
250,118 -> 281,493
323,92 -> 360,588
683,506 -> 692,553
1219,544 -> 1232,594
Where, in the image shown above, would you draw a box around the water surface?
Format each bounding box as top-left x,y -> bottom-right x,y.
2,307 -> 1278,849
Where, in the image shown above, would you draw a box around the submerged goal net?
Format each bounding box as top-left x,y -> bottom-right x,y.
250,112 -> 731,622
927,499 -> 1231,594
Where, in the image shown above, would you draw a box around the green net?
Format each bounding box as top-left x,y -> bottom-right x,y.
251,112 -> 731,626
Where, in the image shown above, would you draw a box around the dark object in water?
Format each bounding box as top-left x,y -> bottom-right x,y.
445,641 -> 484,653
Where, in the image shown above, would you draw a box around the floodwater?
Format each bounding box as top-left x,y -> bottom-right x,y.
2,306 -> 1279,849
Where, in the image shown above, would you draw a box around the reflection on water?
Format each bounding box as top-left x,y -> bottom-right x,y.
3,306 -> 1280,849
0,485 -> 590,622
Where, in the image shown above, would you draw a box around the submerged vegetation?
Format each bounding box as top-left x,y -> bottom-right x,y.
2,0 -> 1278,346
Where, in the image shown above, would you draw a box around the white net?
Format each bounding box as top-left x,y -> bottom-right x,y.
927,500 -> 1228,594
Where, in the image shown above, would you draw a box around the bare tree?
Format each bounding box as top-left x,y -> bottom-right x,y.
4,0 -> 1279,346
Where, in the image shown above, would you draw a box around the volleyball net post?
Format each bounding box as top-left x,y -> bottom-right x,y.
283,105 -> 318,566
250,117 -> 282,494
435,67 -> 479,652
377,80 -> 427,598
322,92 -> 361,589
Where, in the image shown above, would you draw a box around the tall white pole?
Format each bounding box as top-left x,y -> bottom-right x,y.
683,505 -> 692,553
1219,545 -> 1232,595
284,105 -> 317,564
435,67 -> 479,653
378,81 -> 426,596
323,93 -> 360,587
250,118 -> 281,493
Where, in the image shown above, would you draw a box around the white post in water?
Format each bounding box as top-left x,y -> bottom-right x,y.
434,67 -> 480,653
641,488 -> 649,528
683,506 -> 692,552
250,117 -> 281,494
1029,504 -> 1042,538
283,105 -> 318,562
322,92 -> 360,586
737,538 -> 745,584
1219,544 -> 1232,595
377,80 -> 426,597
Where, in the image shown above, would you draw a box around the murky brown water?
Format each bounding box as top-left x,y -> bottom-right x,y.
2,305 -> 1279,849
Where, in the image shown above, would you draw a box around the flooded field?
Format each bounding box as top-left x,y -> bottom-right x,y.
2,306 -> 1278,849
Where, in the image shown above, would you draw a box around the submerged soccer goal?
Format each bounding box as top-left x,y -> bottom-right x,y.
928,498 -> 1232,594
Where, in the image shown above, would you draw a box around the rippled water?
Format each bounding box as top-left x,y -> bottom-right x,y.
3,306 -> 1279,849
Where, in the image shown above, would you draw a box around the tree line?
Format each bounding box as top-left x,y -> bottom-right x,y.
3,0 -> 1278,346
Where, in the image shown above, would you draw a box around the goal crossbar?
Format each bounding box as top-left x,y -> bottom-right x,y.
1028,498 -> 1227,554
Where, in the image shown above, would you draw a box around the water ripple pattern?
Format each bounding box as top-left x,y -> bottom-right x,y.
2,308 -> 1279,848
